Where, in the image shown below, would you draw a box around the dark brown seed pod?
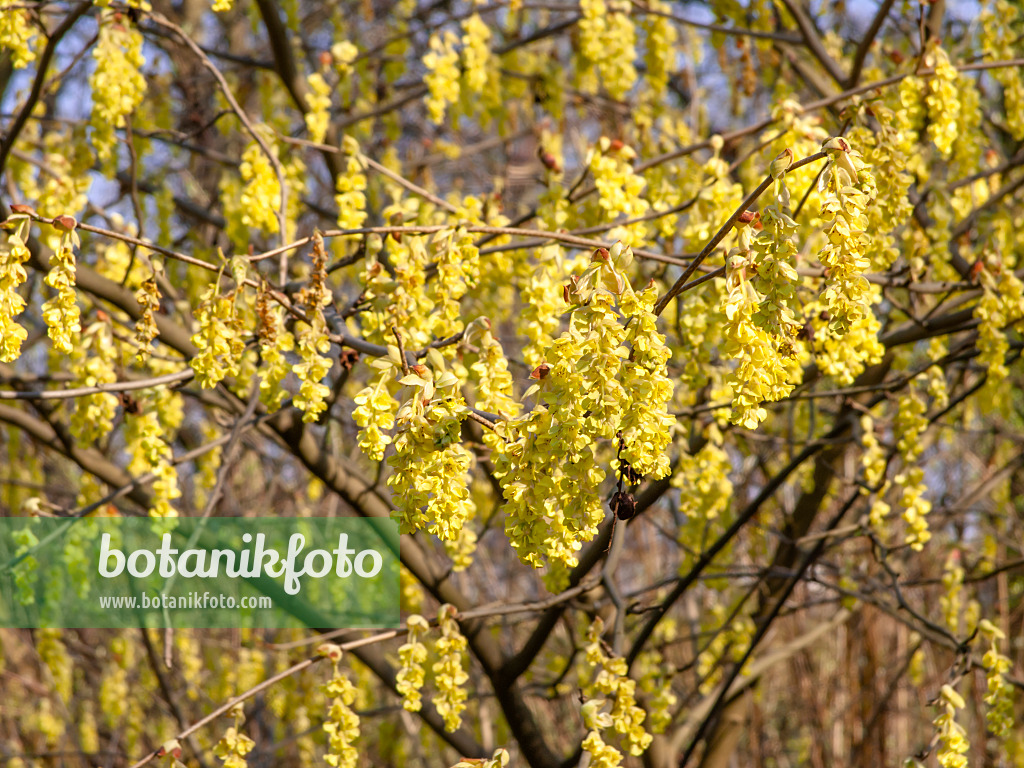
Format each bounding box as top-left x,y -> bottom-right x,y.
612,491 -> 636,520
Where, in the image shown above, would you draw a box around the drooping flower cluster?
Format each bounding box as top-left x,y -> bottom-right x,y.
581,618 -> 652,759
293,233 -> 333,422
335,136 -> 368,231
587,138 -> 649,246
190,279 -> 245,389
975,262 -> 1024,408
460,13 -> 491,96
124,401 -> 181,519
395,614 -> 429,712
387,350 -> 473,539
90,12 -> 147,163
352,350 -> 400,462
0,9 -> 37,69
237,135 -> 283,235
304,72 -> 332,144
318,645 -> 360,768
464,318 -> 520,437
641,0 -> 677,98
212,705 -> 255,768
42,220 -> 82,355
423,31 -> 460,124
933,684 -> 969,768
922,42 -> 961,158
432,605 -> 469,732
696,603 -> 755,694
979,619 -> 1015,738
495,244 -> 674,574
816,137 -> 872,336
720,160 -> 803,428
894,389 -> 931,551
859,412 -> 891,535
134,272 -> 161,364
576,0 -> 637,100
617,282 -> 674,477
69,320 -> 119,446
431,227 -> 480,338
0,213 -> 32,362
981,1 -> 1024,139
255,282 -> 295,412
35,628 -> 72,706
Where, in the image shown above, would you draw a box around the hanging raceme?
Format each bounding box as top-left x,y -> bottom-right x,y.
90,11 -> 147,163
351,347 -> 400,462
68,319 -> 119,446
980,0 -> 1024,139
212,704 -> 256,768
386,348 -> 474,539
432,604 -> 469,732
293,233 -> 333,422
234,130 -> 283,236
335,136 -> 368,231
190,273 -> 246,389
979,619 -> 1015,738
41,217 -> 82,356
318,644 -> 360,768
423,30 -> 460,124
0,212 -> 32,362
395,614 -> 429,712
305,72 -> 332,145
581,617 -> 652,759
460,12 -> 492,96
816,137 -> 873,336
974,261 -> 1024,410
134,271 -> 161,364
718,152 -> 803,429
933,684 -> 970,768
431,227 -> 480,338
0,9 -> 37,68
255,282 -> 295,412
921,41 -> 961,159
893,387 -> 931,551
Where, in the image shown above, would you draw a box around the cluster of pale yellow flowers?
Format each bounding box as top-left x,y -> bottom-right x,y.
335,136 -> 368,231
42,218 -> 83,355
433,605 -> 470,732
255,282 -> 295,412
0,8 -> 36,68
352,350 -> 400,462
69,320 -> 119,445
894,389 -> 931,551
979,619 -> 1015,738
933,684 -> 970,768
975,262 -> 1024,407
212,704 -> 255,768
395,614 -> 430,712
580,617 -> 652,763
576,0 -> 637,99
0,213 -> 33,362
423,31 -> 460,124
293,233 -> 333,422
238,137 -> 283,235
859,412 -> 891,535
318,644 -> 360,768
90,12 -> 147,163
387,350 -> 474,540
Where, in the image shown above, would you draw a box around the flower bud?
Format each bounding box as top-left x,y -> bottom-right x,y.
770,148 -> 793,180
